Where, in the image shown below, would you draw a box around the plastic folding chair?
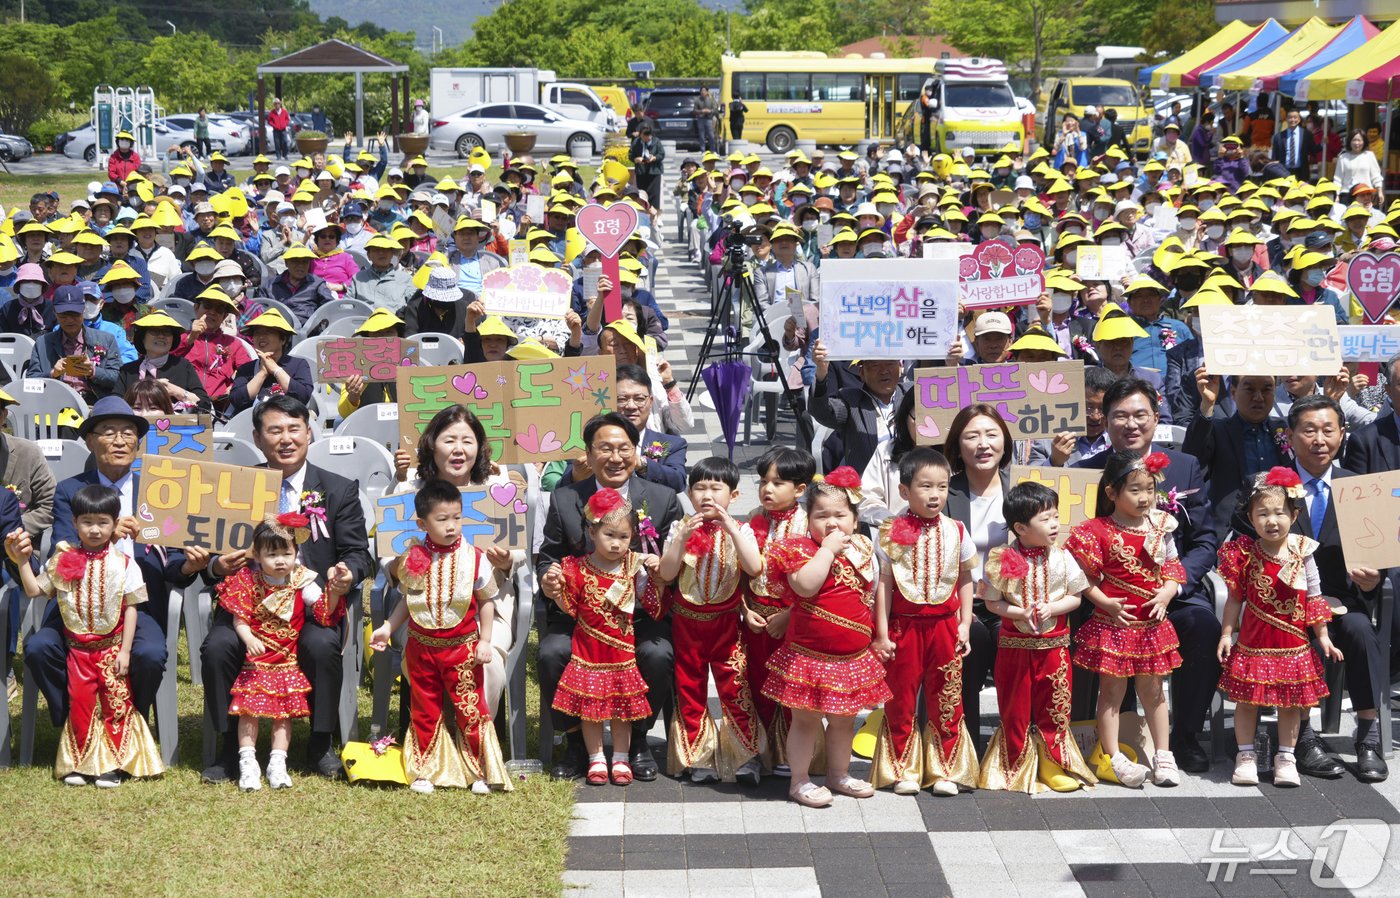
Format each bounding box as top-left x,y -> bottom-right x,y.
241,295 -> 304,333
0,333 -> 35,382
35,439 -> 92,482
11,380 -> 89,441
406,333 -> 464,368
301,299 -> 375,338
318,316 -> 370,338
307,435 -> 395,499
151,297 -> 196,329
1319,578 -> 1393,756
214,408 -> 258,445
211,436 -> 266,467
334,402 -> 401,455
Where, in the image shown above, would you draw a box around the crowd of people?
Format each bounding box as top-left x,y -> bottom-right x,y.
0,103 -> 1396,805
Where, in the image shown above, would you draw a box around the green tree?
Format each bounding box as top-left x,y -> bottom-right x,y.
1141,0 -> 1218,58
927,0 -> 1084,100
136,34 -> 243,110
1073,0 -> 1159,52
0,52 -> 57,134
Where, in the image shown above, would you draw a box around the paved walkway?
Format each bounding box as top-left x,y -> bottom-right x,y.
560,155 -> 1400,898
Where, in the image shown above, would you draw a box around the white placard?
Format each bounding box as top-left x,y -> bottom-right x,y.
817,258 -> 959,360
376,404 -> 399,420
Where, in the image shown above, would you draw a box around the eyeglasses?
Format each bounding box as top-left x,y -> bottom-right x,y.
1108,411 -> 1156,426
616,393 -> 650,409
93,426 -> 139,442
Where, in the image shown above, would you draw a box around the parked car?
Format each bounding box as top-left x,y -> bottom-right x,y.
60,123 -> 226,163
0,132 -> 34,162
162,114 -> 248,154
641,88 -> 701,149
428,102 -> 606,158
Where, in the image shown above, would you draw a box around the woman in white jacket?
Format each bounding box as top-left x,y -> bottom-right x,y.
1333,130 -> 1384,202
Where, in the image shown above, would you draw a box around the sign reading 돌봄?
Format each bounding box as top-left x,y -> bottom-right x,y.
818,258 -> 959,360
913,360 -> 1087,443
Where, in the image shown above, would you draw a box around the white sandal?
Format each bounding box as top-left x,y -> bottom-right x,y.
790,781 -> 833,808
829,775 -> 874,798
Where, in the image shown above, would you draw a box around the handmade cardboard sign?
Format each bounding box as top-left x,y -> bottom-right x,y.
480,265 -> 573,320
914,360 -> 1087,443
140,414 -> 215,458
818,258 -> 958,360
1199,304 -> 1341,377
1332,470 -> 1400,572
397,357 -> 617,463
1347,253 -> 1400,325
316,337 -> 419,383
958,240 -> 1045,309
1075,245 -> 1134,282
1010,466 -> 1101,543
576,202 -> 639,323
136,455 -> 282,553
1339,326 -> 1400,363
373,473 -> 530,557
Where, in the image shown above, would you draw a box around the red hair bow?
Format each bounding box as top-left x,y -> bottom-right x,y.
889,515 -> 921,546
586,488 -> 626,523
998,546 -> 1028,579
1265,467 -> 1302,489
824,467 -> 861,490
401,543 -> 432,577
56,549 -> 87,583
1142,452 -> 1171,476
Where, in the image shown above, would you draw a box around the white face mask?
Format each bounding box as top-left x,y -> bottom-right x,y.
1178,218 -> 1198,231
280,214 -> 297,227
1051,292 -> 1073,314
378,200 -> 394,211
1093,205 -> 1112,220
802,219 -> 818,232
0,265 -> 13,278
1205,225 -> 1224,240
118,140 -> 132,151
18,283 -> 43,299
1145,202 -> 1161,215
83,301 -> 101,320
219,278 -> 244,296
111,286 -> 137,304
742,195 -> 758,206
1101,237 -> 1122,247
193,260 -> 217,277
1230,247 -> 1254,265
877,204 -> 895,217
1064,250 -> 1078,266
1064,226 -> 1083,237
1199,199 -> 1215,211
345,221 -> 363,236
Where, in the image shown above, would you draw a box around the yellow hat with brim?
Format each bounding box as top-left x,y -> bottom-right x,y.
0,386 -> 17,406
528,246 -> 560,265
185,244 -> 223,264
827,228 -> 858,247
618,267 -> 639,286
1010,328 -> 1066,356
195,286 -> 239,310
132,310 -> 185,331
1202,270 -> 1244,291
244,308 -> 295,334
1181,287 -> 1233,310
603,318 -> 646,352
365,234 -> 400,252
1124,275 -> 1167,295
1293,250 -> 1334,271
1250,271 -> 1298,298
282,244 -> 316,262
390,224 -> 415,242
48,216 -> 82,234
1221,230 -> 1261,247
436,177 -> 461,193
1045,272 -> 1086,292
70,231 -> 108,247
355,308 -> 404,335
411,211 -> 435,231
17,221 -> 50,237
99,261 -> 141,284
407,156 -> 428,168
209,225 -> 240,241
44,251 -> 84,266
943,208 -> 968,222
477,316 -> 518,344
507,338 -> 558,360
1093,309 -> 1148,342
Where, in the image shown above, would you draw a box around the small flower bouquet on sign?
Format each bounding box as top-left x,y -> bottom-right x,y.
958,239 -> 1046,310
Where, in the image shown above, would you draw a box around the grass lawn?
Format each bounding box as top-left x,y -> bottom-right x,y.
3,622 -> 575,898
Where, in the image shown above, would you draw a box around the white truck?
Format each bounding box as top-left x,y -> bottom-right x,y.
923,57 -> 1026,156
429,68 -> 619,131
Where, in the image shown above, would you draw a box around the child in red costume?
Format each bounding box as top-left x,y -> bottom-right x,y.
1067,450 -> 1186,789
740,447 -> 813,775
870,448 -> 978,796
541,487 -> 664,786
371,480 -> 511,794
763,466 -> 892,808
658,456 -> 765,785
1217,467 -> 1342,788
224,513 -> 345,792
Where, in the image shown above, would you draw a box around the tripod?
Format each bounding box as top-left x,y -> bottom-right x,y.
687,237 -> 815,447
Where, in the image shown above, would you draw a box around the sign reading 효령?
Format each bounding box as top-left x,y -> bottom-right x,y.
479,265 -> 574,320
397,358 -> 617,463
1339,326 -> 1400,363
818,258 -> 959,360
1332,470 -> 1400,572
1009,466 -> 1101,544
373,474 -> 530,557
136,455 -> 282,553
316,337 -> 419,383
914,361 -> 1087,443
1199,304 -> 1341,377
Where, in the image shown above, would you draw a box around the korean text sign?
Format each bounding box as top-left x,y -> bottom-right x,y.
1332,470 -> 1400,571
913,360 -> 1087,443
316,337 -> 419,383
397,358 -> 617,463
818,258 -> 958,360
1199,305 -> 1341,377
958,241 -> 1046,310
1010,466 -> 1100,543
480,265 -> 574,320
136,455 -> 282,553
373,476 -> 530,557
140,414 -> 214,458
1339,326 -> 1400,363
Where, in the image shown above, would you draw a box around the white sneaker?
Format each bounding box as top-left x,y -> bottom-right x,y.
62,772 -> 87,787
929,779 -> 959,796
1272,753 -> 1300,788
94,771 -> 122,788
893,778 -> 922,796
470,779 -> 490,795
690,767 -> 719,784
735,758 -> 762,787
1110,752 -> 1148,788
238,756 -> 263,792
266,755 -> 292,790
773,764 -> 792,777
1231,750 -> 1259,786
410,778 -> 435,794
1152,750 -> 1180,787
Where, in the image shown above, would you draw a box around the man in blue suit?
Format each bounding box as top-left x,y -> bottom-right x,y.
615,364 -> 688,493
22,397 -> 206,726
1075,376 -> 1220,772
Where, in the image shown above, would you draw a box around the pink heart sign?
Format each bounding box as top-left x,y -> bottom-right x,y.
451,372 -> 489,401
575,202 -> 639,258
488,481 -> 517,508
1348,253 -> 1400,324
155,418 -> 171,432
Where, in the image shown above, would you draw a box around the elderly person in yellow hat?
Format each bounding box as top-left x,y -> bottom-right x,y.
347,233 -> 417,312
112,310 -> 209,409
229,308 -> 312,413
336,308 -> 406,418
173,286 -> 255,409
269,243 -> 335,326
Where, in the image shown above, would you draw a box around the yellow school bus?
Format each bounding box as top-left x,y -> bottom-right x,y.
720,51 -> 938,153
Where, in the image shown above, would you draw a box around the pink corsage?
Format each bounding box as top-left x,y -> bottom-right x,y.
299,490 -> 328,541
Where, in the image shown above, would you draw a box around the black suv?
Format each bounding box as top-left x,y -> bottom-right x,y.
641,88 -> 701,149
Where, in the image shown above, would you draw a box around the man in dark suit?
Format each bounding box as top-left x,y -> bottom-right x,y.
1342,353 -> 1400,476
1183,372 -> 1285,539
614,364 -> 688,493
536,413 -> 684,781
200,395 -> 374,782
1286,395 -> 1388,782
1271,108 -> 1317,181
1075,377 -> 1220,771
22,397 -> 203,726
810,341 -> 904,476
24,284 -> 122,402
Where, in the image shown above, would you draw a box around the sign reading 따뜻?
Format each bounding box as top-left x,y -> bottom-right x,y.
913,360 -> 1087,443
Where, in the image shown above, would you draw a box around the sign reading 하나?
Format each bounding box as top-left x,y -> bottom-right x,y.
818,258 -> 959,360
373,475 -> 530,557
397,358 -> 617,463
1010,466 -> 1101,543
316,337 -> 419,383
1199,305 -> 1341,377
914,360 -> 1087,443
136,455 -> 282,554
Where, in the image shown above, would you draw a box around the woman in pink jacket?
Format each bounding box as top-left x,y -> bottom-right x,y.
310,222 -> 360,294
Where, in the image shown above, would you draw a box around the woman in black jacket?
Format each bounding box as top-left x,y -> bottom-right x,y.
228,308 -> 314,413
111,310 -> 211,410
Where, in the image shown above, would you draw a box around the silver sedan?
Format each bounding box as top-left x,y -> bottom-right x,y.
428,102 -> 605,159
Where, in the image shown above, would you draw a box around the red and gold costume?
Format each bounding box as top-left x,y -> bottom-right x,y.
742,504 -> 807,767
43,542 -> 163,780
222,566 -> 320,720
761,535 -> 891,716
397,537 -> 512,790
1217,535 -> 1331,708
553,550 -> 663,723
977,542 -> 1098,793
869,513 -> 980,791
1066,511 -> 1186,677
665,519 -> 765,780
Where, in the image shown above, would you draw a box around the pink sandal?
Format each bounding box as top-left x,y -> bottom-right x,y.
586,760 -> 609,786
610,761 -> 633,786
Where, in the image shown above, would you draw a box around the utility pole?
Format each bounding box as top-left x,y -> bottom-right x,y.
165,20 -> 176,36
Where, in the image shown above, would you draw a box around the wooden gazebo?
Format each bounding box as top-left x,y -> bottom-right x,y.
256,39 -> 411,151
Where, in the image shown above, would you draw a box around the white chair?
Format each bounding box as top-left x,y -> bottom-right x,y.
318,316 -> 369,338
811,422 -> 833,475
215,408 -> 258,445
307,435 -> 395,498
36,439 -> 91,482
1153,424 -> 1187,451
151,297 -> 196,329
334,402 -> 400,454
302,299 -> 375,337
286,335 -> 328,367
740,303 -> 795,445
11,379 -> 89,441
406,333 -> 464,368
242,295 -> 304,333
212,435 -> 265,466
0,333 -> 35,381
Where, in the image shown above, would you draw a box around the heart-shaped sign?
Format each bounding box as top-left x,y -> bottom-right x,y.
575,202 -> 639,258
451,372 -> 489,401
1347,252 -> 1400,324
155,418 -> 171,432
489,481 -> 517,508
161,516 -> 179,536
512,499 -> 529,514
1028,369 -> 1070,395
514,424 -> 563,455
917,415 -> 942,440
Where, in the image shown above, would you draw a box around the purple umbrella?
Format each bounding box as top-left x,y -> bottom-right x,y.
701,357 -> 752,458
